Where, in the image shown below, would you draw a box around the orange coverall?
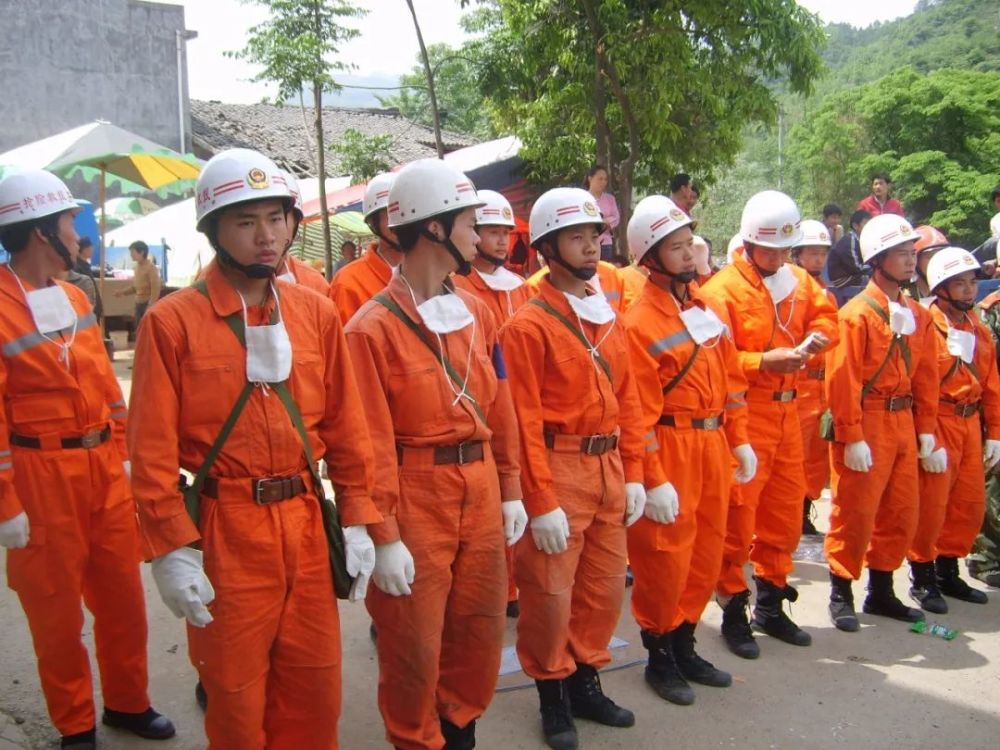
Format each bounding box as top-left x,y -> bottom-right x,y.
619,264 -> 648,310
824,281 -> 940,580
526,260 -> 629,312
287,255 -> 331,296
328,244 -> 393,325
796,284 -> 838,502
702,253 -> 838,595
909,302 -> 1000,562
0,271 -> 149,737
624,280 -> 750,634
129,262 -> 380,750
501,277 -> 644,680
345,274 -> 520,750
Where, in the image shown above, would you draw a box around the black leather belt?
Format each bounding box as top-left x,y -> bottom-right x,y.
658,414 -> 724,430
544,433 -> 619,455
806,368 -> 826,380
884,395 -> 914,412
772,389 -> 797,402
396,440 -> 485,466
10,426 -> 111,450
202,474 -> 307,504
944,401 -> 980,418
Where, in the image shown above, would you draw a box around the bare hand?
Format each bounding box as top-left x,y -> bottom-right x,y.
761,347 -> 807,373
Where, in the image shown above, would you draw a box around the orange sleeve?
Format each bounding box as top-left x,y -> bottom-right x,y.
100,341 -> 129,463
483,311 -> 522,500
978,326 -> 1000,440
826,312 -> 867,444
344,325 -> 402,545
721,333 -> 750,448
614,332 -> 646,485
329,277 -> 363,326
910,310 -> 940,435
317,308 -> 381,527
708,294 -> 766,380
127,308 -> 200,557
499,318 -> 560,518
624,318 -> 669,489
0,355 -> 23,521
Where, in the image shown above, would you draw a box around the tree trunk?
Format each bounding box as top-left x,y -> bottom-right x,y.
405,0 -> 445,158
312,2 -> 333,279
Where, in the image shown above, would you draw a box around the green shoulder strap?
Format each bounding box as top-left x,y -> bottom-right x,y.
528,297 -> 614,383
661,342 -> 702,397
373,293 -> 487,424
860,292 -> 912,374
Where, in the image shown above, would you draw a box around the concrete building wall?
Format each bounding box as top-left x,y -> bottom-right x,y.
0,0 -> 193,154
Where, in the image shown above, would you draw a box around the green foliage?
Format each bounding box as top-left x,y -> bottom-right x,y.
228,0 -> 365,102
329,129 -> 396,184
787,67 -> 1000,246
377,43 -> 494,138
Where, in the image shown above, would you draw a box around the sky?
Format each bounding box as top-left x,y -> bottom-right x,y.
174,0 -> 919,105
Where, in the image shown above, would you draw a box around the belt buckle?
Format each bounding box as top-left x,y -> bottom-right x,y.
456,442 -> 466,465
887,396 -> 905,411
80,431 -> 101,449
703,415 -> 720,430
255,479 -> 276,505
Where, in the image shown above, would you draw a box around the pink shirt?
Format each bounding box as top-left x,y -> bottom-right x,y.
595,191 -> 620,246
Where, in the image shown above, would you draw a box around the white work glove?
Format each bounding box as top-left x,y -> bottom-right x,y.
502,499 -> 528,546
530,507 -> 570,555
151,547 -> 215,628
845,440 -> 874,473
732,444 -> 758,485
985,439 -> 1000,470
917,433 -> 936,459
624,482 -> 647,526
343,525 -> 376,602
122,460 -> 131,479
920,447 -> 948,474
644,482 -> 679,524
0,512 -> 29,549
372,540 -> 415,597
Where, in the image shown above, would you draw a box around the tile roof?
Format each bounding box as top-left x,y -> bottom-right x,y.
190,99 -> 477,178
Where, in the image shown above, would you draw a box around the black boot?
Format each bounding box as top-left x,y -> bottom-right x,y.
863,569 -> 925,622
61,728 -> 96,749
441,717 -> 476,750
909,560 -> 948,613
802,497 -> 820,536
102,707 -> 176,740
640,630 -> 694,705
936,556 -> 988,604
195,680 -> 207,711
752,577 -> 812,646
535,679 -> 578,750
506,600 -> 520,618
565,663 -> 634,727
671,622 -> 731,687
720,590 -> 760,659
828,572 -> 859,632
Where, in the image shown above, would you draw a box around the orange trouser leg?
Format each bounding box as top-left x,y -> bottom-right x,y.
368,458 -> 505,750
935,415 -> 986,558
506,545 -> 518,603
629,428 -> 730,633
516,450 -> 627,679
191,491 -> 342,750
797,394 -> 830,500
826,409 -> 919,579
717,402 -> 805,595
8,445 -> 148,736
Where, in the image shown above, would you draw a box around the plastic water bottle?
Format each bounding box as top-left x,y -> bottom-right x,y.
910,621 -> 958,640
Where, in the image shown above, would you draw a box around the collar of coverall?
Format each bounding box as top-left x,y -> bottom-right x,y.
732,248 -> 771,289
0,265 -> 40,311
203,259 -> 280,319
863,278 -> 912,314
644,275 -> 708,315
538,273 -> 612,329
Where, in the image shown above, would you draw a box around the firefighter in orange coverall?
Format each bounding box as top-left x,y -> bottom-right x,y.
129,148 -> 380,750
344,159 -> 526,750
502,187 -> 646,750
790,219 -> 836,535
702,191 -> 838,659
329,172 -> 402,324
623,195 -> 757,707
907,247 -> 998,612
526,257 -> 629,312
275,170 -> 332,295
824,214 -> 941,632
0,170 -> 174,749
452,188 -> 531,618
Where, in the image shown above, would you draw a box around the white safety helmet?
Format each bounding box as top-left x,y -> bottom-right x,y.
927,246 -> 980,292
195,148 -> 292,233
282,170 -> 304,221
0,169 -> 79,228
626,195 -> 693,262
726,233 -> 744,264
740,190 -> 803,249
859,213 -> 920,263
476,189 -> 516,228
795,219 -> 832,249
529,187 -> 605,246
363,172 -> 396,220
387,159 -> 484,229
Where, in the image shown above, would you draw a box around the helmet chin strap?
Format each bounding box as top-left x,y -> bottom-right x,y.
936,289 -> 974,311
548,249 -> 596,281
367,214 -> 401,253
745,245 -> 777,278
643,253 -> 694,296
420,226 -> 472,277
476,247 -> 508,268
210,235 -> 276,279
874,261 -> 910,287
42,229 -> 73,272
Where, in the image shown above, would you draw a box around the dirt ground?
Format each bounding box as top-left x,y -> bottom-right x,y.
1,360 -> 997,749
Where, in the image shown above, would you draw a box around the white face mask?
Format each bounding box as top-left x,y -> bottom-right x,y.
888,300 -> 916,336
408,283 -> 474,334
762,263 -> 798,304
239,284 -> 292,384
276,258 -> 296,285
26,283 -> 78,334
478,266 -> 525,292
563,291 -> 616,325
679,305 -> 725,345
947,327 -> 976,364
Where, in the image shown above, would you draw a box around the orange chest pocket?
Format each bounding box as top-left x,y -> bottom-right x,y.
7,390 -> 79,434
